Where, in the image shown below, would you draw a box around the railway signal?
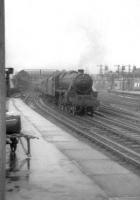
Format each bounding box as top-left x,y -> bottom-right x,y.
5,67 -> 14,97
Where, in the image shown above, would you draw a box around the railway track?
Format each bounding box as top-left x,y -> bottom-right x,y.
99,91 -> 140,103
85,116 -> 140,142
99,91 -> 140,111
25,94 -> 140,168
80,116 -> 140,151
94,111 -> 140,132
99,104 -> 140,124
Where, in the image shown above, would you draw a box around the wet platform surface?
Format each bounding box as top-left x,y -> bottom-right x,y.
6,98 -> 140,200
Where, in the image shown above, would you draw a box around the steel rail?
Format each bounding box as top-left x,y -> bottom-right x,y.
31,96 -> 140,167
100,104 -> 140,123
92,114 -> 140,136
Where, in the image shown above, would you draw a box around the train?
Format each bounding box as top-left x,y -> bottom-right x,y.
38,69 -> 99,115
13,70 -> 31,92
13,69 -> 99,115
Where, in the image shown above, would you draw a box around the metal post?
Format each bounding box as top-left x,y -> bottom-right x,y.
0,0 -> 6,199
6,71 -> 9,97
27,137 -> 31,156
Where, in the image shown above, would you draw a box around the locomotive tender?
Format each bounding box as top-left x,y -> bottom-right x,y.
39,69 -> 99,115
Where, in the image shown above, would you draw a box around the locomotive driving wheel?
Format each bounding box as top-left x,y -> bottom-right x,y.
58,101 -> 62,110
87,107 -> 94,116
71,105 -> 76,115
61,104 -> 64,111
66,105 -> 71,113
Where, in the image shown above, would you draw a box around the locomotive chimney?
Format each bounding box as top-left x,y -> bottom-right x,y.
78,69 -> 84,74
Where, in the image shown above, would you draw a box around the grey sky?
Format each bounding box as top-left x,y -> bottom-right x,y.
5,0 -> 140,73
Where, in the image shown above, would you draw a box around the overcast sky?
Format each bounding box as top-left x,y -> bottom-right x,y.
5,0 -> 140,74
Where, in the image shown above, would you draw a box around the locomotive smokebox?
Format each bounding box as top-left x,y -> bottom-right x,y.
73,74 -> 93,94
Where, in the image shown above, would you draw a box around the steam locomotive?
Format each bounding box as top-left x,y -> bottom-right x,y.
38,69 -> 99,115
13,70 -> 31,92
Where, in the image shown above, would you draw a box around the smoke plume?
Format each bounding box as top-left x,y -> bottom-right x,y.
78,25 -> 106,73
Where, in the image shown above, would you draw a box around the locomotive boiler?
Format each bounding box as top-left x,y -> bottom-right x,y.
40,69 -> 99,115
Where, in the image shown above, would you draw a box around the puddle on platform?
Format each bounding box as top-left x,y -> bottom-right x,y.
6,152 -> 31,193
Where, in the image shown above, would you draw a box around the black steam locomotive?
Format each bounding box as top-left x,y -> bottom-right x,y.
38,69 -> 99,115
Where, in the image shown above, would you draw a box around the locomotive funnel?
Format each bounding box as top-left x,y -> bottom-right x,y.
78,69 -> 84,74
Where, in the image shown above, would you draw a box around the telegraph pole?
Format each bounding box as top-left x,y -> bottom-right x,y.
0,0 -> 6,199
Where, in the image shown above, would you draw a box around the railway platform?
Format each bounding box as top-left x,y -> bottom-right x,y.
6,98 -> 140,200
